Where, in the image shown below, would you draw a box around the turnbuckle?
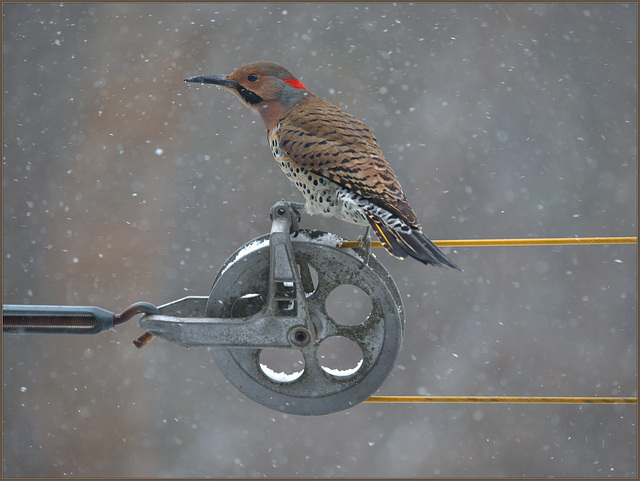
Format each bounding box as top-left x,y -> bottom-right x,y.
3,302 -> 160,335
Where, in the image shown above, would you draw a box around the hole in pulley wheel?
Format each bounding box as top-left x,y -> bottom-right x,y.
259,349 -> 305,382
317,336 -> 364,377
230,293 -> 265,318
326,284 -> 373,326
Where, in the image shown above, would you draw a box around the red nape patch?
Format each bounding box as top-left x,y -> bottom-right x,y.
283,78 -> 307,90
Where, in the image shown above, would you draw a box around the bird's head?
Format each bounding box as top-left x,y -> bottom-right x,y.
185,61 -> 310,128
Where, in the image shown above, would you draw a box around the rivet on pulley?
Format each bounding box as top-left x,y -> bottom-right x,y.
288,326 -> 311,347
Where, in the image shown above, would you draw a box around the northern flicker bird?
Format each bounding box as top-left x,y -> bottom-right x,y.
185,61 -> 459,269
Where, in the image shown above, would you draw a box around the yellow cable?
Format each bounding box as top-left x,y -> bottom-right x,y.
342,237 -> 637,405
364,396 -> 637,404
341,236 -> 637,249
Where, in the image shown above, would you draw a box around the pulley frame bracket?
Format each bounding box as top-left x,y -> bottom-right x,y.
139,201 -> 315,349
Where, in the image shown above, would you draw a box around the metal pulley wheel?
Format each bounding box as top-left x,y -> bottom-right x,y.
207,229 -> 405,416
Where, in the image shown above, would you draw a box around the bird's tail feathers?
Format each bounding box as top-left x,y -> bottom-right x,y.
367,215 -> 461,270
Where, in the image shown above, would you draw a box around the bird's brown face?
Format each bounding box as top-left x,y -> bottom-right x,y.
185,62 -> 310,129
185,62 -> 308,109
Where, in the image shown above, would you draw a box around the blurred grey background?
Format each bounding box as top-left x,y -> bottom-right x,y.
2,3 -> 636,477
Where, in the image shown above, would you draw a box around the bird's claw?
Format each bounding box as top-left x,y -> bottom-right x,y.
286,200 -> 305,235
355,227 -> 372,269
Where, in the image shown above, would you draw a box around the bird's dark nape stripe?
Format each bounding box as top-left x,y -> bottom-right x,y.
237,86 -> 263,104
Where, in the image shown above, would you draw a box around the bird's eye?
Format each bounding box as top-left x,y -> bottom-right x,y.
247,73 -> 258,82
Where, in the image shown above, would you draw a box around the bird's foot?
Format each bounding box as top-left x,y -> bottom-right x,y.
286,201 -> 307,213
355,227 -> 372,269
286,201 -> 305,235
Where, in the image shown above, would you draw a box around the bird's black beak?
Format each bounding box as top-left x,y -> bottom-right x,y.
185,73 -> 264,105
184,75 -> 239,89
